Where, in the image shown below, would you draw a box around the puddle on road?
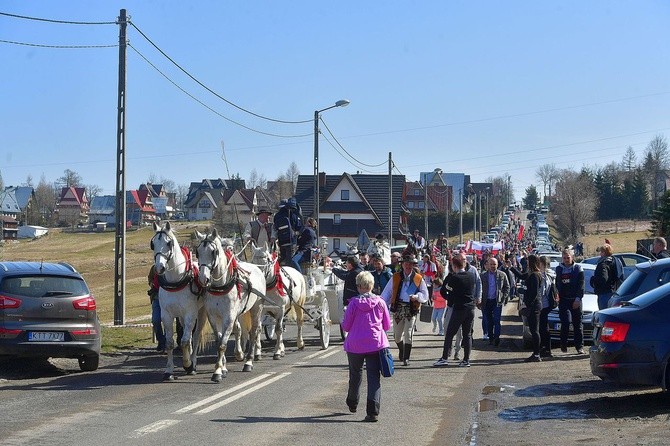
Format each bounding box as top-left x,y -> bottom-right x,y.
478,398 -> 499,412
482,384 -> 516,395
499,404 -> 588,421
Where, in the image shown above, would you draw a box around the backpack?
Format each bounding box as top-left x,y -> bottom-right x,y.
610,257 -> 625,291
274,210 -> 293,247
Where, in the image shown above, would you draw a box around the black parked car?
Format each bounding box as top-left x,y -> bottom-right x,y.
0,261 -> 101,371
590,281 -> 670,388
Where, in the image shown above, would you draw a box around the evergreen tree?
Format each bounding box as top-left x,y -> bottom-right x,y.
650,191 -> 670,236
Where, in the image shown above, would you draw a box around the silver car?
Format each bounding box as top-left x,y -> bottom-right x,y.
0,261 -> 101,371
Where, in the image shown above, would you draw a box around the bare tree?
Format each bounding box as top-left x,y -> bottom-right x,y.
643,134 -> 669,209
85,184 -> 103,201
552,169 -> 597,242
57,169 -> 82,188
536,164 -> 559,199
285,162 -> 300,189
0,170 -> 4,190
621,146 -> 637,173
23,174 -> 33,188
249,169 -> 267,189
32,174 -> 57,225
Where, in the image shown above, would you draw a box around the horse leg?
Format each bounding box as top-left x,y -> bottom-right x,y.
211,326 -> 228,383
181,315 -> 196,375
273,311 -> 284,360
243,306 -> 262,372
190,305 -> 208,375
295,301 -> 305,350
162,312 -> 176,381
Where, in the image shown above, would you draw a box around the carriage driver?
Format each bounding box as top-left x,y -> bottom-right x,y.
243,208 -> 276,249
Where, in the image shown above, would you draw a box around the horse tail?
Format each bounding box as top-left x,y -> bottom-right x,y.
195,309 -> 214,354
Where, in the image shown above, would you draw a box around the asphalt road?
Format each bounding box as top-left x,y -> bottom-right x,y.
1,304 -> 668,445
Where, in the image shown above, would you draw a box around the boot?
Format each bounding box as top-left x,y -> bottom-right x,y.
403,344 -> 412,366
396,341 -> 404,362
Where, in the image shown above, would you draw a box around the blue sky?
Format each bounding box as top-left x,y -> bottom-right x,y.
2,1 -> 669,201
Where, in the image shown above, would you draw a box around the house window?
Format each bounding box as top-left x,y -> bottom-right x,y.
333,238 -> 341,251
418,201 -> 425,209
341,190 -> 350,201
334,214 -> 341,225
414,189 -> 420,196
408,202 -> 414,209
199,199 -> 211,208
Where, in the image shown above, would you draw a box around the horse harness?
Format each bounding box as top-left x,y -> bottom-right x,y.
152,231 -> 202,295
197,240 -> 266,313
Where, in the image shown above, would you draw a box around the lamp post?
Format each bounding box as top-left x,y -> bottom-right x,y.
314,99 -> 349,240
485,187 -> 490,233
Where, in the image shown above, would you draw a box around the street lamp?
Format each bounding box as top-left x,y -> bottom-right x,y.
314,99 -> 349,240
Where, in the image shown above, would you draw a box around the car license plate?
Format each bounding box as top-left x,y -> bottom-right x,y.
29,331 -> 64,342
554,323 -> 561,330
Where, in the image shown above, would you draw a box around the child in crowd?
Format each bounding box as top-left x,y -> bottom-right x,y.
431,277 -> 447,336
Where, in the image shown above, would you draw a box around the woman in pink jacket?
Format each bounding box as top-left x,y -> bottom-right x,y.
341,271 -> 392,423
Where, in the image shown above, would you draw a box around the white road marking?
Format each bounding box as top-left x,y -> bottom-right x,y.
130,419 -> 182,438
195,372 -> 291,414
174,373 -> 274,414
319,349 -> 341,359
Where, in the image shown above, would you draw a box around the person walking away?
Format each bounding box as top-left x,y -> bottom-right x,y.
590,243 -> 619,311
433,255 -> 476,367
380,254 -> 429,366
431,277 -> 447,335
652,237 -> 670,259
539,256 -> 558,358
521,254 -> 543,362
290,217 -> 316,274
341,271 -> 391,423
370,255 -> 392,296
479,257 -> 510,347
333,256 -> 365,308
147,265 -> 166,353
555,248 -> 585,354
243,208 -> 275,251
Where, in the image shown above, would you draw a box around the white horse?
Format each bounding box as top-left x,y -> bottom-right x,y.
194,229 -> 266,383
151,221 -> 207,381
251,244 -> 307,359
367,238 -> 391,265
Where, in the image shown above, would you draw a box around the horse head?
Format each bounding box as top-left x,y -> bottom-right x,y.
250,242 -> 273,265
151,221 -> 178,275
194,228 -> 227,288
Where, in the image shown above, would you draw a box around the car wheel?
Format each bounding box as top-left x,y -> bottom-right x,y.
78,354 -> 99,372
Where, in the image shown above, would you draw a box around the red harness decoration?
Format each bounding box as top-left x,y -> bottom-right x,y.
208,249 -> 242,298
267,252 -> 286,297
155,246 -> 201,293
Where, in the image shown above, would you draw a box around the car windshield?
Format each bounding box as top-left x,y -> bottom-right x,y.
0,275 -> 89,298
614,268 -> 646,298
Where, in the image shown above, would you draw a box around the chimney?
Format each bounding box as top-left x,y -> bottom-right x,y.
319,172 -> 327,187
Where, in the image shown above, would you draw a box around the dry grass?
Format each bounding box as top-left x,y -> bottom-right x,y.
0,222 -> 215,351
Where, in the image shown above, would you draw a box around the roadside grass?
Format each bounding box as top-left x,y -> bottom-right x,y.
0,222 -> 213,351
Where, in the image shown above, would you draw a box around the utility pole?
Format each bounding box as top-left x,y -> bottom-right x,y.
113,9 -> 127,325
388,152 -> 393,243
459,188 -> 463,244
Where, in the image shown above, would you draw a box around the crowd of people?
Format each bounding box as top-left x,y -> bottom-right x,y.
148,205 -> 647,422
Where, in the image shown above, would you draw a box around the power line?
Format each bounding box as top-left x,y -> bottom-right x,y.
0,38 -> 117,49
320,132 -> 376,173
128,44 -> 311,138
0,11 -> 117,25
319,117 -> 387,169
128,21 -> 312,125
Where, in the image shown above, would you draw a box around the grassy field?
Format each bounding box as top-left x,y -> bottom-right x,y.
0,222 -> 214,352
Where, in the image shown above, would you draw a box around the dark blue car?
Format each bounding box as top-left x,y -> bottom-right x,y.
590,281 -> 670,389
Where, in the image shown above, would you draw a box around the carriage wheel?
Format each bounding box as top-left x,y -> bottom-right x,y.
263,315 -> 277,341
319,297 -> 331,349
263,324 -> 276,342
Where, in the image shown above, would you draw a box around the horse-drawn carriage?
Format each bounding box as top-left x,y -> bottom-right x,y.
255,236 -> 344,350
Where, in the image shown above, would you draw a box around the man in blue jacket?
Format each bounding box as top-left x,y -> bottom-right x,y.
555,248 -> 585,354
